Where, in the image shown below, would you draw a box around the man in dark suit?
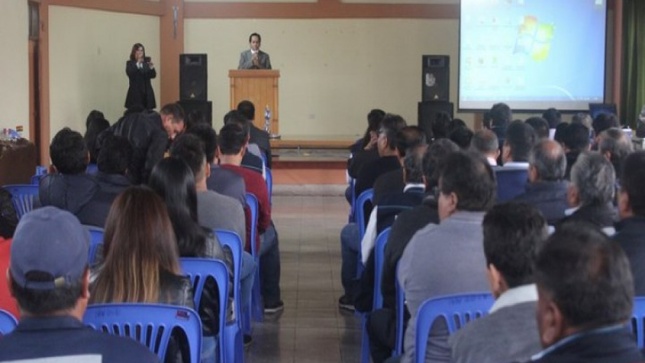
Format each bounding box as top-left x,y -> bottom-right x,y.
238,33 -> 272,70
237,100 -> 272,168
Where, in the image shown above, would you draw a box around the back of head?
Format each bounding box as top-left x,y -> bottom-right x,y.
403,144 -> 428,184
529,139 -> 566,181
592,113 -> 620,137
598,128 -> 633,177
92,186 -> 180,304
223,110 -> 251,137
470,129 -> 499,157
570,152 -> 615,206
396,126 -> 427,157
84,117 -> 110,163
483,202 -> 548,288
186,109 -> 207,128
571,112 -> 593,130
10,207 -> 89,315
505,120 -> 537,162
237,100 -> 256,121
367,109 -> 386,132
439,151 -> 496,211
97,134 -> 133,175
490,103 -> 512,129
541,108 -> 561,129
525,117 -> 550,139
563,123 -> 590,152
620,151 -> 645,217
448,126 -> 474,149
423,139 -> 460,189
536,222 -> 633,330
148,158 -> 206,257
219,122 -> 247,155
432,112 -> 451,140
553,123 -> 569,145
85,110 -> 105,129
379,113 -> 407,151
170,133 -> 207,181
185,123 -> 218,164
50,128 -> 89,174
159,103 -> 185,123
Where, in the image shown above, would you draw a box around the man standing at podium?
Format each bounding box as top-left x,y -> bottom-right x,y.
239,33 -> 272,70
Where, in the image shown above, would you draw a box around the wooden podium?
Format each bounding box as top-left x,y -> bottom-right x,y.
229,70 -> 280,134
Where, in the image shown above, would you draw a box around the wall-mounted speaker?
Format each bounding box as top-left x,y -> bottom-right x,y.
180,54 -> 208,101
422,55 -> 450,102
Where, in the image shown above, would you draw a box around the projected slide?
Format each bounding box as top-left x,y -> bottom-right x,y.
459,0 -> 607,111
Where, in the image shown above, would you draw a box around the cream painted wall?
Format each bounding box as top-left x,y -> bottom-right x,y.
0,0 -> 29,138
185,19 -> 476,137
49,6 -> 160,136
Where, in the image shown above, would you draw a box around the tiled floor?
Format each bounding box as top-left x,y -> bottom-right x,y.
244,193 -> 362,363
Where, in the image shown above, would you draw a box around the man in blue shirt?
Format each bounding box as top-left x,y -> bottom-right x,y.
0,207 -> 157,362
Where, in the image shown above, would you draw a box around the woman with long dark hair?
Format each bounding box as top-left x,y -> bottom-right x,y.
125,43 -> 156,111
149,157 -> 232,363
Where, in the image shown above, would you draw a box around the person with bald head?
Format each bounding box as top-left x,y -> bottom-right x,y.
514,139 -> 569,225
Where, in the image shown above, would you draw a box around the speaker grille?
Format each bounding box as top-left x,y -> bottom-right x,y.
180,54 -> 208,101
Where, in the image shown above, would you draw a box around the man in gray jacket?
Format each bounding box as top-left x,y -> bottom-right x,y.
449,202 -> 547,363
238,33 -> 272,70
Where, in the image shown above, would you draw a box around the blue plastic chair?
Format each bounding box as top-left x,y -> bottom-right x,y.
0,309 -> 17,335
84,303 -> 202,363
4,184 -> 39,219
494,167 -> 529,202
265,168 -> 273,204
631,297 -> 645,348
394,263 -> 405,355
245,193 -> 263,322
180,258 -> 230,363
84,225 -> 104,266
415,293 -> 494,363
348,178 -> 356,223
355,189 -> 374,242
214,229 -> 245,363
358,227 -> 392,363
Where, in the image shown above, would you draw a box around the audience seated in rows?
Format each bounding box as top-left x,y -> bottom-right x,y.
450,202 -> 547,363
562,152 -> 617,230
185,123 -> 247,207
237,100 -> 273,169
39,128 -> 99,224
0,206 -> 157,362
514,139 -> 569,225
218,122 -> 283,313
339,114 -> 407,310
501,120 -> 537,168
148,157 -> 232,362
614,151 -> 645,296
366,139 -> 459,363
101,103 -> 185,184
398,151 -> 496,363
470,129 -> 499,166
223,110 -> 266,177
170,133 -> 257,329
82,134 -> 133,227
530,223 -> 641,363
354,143 -> 427,314
562,122 -> 591,179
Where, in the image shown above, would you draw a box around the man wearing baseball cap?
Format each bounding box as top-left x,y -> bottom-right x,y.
0,206 -> 157,362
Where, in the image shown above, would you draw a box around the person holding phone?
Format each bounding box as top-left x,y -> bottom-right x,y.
125,43 -> 157,111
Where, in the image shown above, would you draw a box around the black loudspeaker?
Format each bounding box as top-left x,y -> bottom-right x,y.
422,55 -> 450,102
180,54 -> 208,101
418,101 -> 454,141
178,100 -> 213,126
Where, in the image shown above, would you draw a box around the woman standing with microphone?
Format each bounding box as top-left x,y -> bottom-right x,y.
125,43 -> 156,111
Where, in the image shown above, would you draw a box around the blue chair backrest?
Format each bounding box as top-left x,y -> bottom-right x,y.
395,262 -> 405,355
84,225 -> 104,266
355,189 -> 374,241
348,178 -> 357,223
214,229 -> 243,316
373,227 -> 392,310
0,309 -> 17,335
632,297 -> 645,348
4,184 -> 39,219
265,168 -> 273,203
494,167 -> 529,202
180,258 -> 229,363
415,293 -> 494,363
84,303 -> 202,363
245,193 -> 259,257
